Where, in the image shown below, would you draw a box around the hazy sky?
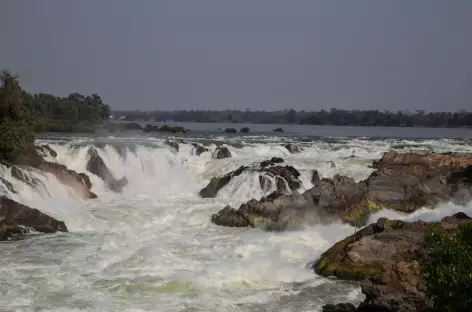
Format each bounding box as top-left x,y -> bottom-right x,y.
1,1 -> 471,111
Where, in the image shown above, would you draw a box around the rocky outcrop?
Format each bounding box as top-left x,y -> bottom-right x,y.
322,303 -> 356,312
211,152 -> 472,229
214,146 -> 232,159
38,161 -> 97,199
260,157 -> 284,168
313,212 -> 471,312
0,196 -> 67,240
86,147 -> 128,192
199,160 -> 301,198
192,143 -> 208,156
285,143 -> 301,154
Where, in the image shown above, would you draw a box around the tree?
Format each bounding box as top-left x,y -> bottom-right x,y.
421,222 -> 472,311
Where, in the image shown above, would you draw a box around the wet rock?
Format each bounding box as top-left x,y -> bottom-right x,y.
328,161 -> 336,168
199,166 -> 247,198
240,127 -> 250,133
311,170 -> 320,185
273,128 -> 284,132
211,205 -> 249,227
322,303 -> 356,312
0,196 -> 68,240
38,161 -> 96,199
260,157 -> 284,168
10,165 -> 46,193
225,128 -> 237,133
200,163 -> 301,198
285,143 -> 301,154
313,213 -> 472,312
164,140 -> 179,152
192,143 -> 208,156
86,147 -> 128,192
214,146 -> 232,159
373,151 -> 472,170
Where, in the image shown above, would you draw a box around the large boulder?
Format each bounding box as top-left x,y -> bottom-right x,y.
164,140 -> 179,152
214,146 -> 232,159
199,161 -> 302,198
373,151 -> 472,170
35,144 -> 57,158
0,196 -> 68,240
313,213 -> 471,312
86,147 -> 128,192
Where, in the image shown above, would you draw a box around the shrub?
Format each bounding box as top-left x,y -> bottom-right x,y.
421,222 -> 472,311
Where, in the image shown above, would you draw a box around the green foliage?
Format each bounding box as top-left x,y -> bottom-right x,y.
421,222 -> 472,311
0,71 -> 40,165
114,109 -> 472,128
102,122 -> 143,133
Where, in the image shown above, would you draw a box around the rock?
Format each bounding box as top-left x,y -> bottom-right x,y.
214,146 -> 232,159
260,157 -> 284,168
211,205 -> 249,227
200,163 -> 301,198
273,128 -> 284,132
192,143 -> 208,156
285,143 -> 301,154
86,147 -> 128,192
199,166 -> 247,198
0,196 -> 67,240
143,124 -> 186,133
311,170 -> 320,185
225,128 -> 237,133
164,140 -> 179,152
0,176 -> 16,194
313,213 -> 472,312
211,152 -> 472,229
322,303 -> 356,312
373,151 -> 472,170
38,161 -> 97,199
328,161 -> 336,168
240,127 -> 250,133
35,144 -> 57,158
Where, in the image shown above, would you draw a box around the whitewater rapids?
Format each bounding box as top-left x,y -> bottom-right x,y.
1,134 -> 472,312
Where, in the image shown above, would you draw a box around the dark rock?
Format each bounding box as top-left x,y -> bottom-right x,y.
143,124 -> 186,133
211,205 -> 249,227
260,157 -> 284,168
322,303 -> 356,312
240,127 -> 250,133
311,170 -> 320,185
373,151 -> 472,170
273,128 -> 284,132
225,128 -> 237,133
199,166 -> 247,198
192,143 -> 209,156
0,196 -> 68,240
285,143 -> 301,154
214,146 -> 232,159
200,163 -> 301,198
86,147 -> 128,192
328,161 -> 336,168
164,140 -> 179,152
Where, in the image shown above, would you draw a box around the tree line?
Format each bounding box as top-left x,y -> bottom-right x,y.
114,108 -> 472,128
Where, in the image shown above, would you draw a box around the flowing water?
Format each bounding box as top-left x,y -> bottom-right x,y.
1,130 -> 472,312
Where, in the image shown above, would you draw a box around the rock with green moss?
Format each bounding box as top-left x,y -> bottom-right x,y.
313,213 -> 471,312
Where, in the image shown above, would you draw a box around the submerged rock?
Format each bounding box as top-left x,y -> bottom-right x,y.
313,212 -> 471,312
86,147 -> 128,192
0,196 -> 68,240
214,146 -> 232,159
